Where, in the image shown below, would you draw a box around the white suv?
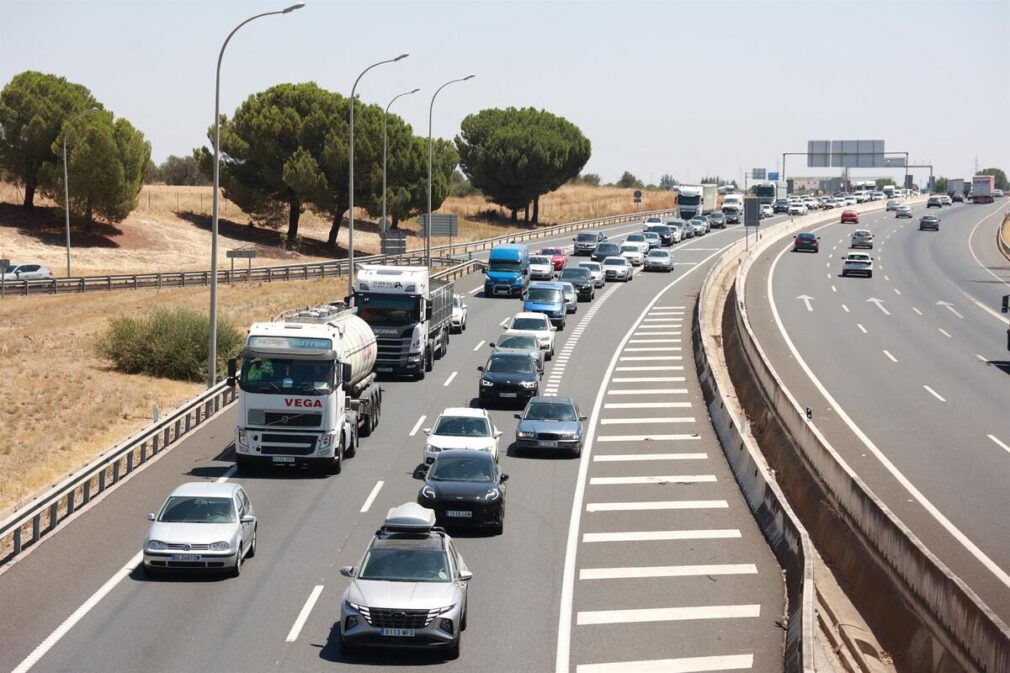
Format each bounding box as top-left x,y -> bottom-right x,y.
423,408 -> 501,464
2,263 -> 53,281
841,252 -> 873,278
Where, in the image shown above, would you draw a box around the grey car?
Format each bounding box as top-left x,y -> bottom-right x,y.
340,503 -> 471,658
143,482 -> 257,576
559,281 -> 578,314
644,248 -> 674,272
492,332 -> 545,373
514,396 -> 587,457
578,261 -> 605,287
642,231 -> 662,249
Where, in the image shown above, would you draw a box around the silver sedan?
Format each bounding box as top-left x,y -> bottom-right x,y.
643,249 -> 674,272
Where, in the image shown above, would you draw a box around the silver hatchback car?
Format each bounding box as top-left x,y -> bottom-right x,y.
143,482 -> 257,576
340,503 -> 472,659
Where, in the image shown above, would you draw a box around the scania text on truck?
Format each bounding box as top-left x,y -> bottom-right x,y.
353,265 -> 453,380
230,304 -> 382,474
483,243 -> 530,297
971,175 -> 995,203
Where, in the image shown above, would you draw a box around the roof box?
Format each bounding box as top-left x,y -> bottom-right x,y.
382,502 -> 436,533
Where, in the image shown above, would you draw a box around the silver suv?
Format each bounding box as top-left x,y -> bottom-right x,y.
340,503 -> 471,659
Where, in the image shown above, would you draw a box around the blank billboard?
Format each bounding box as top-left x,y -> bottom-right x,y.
830,139 -> 885,167
807,140 -> 830,168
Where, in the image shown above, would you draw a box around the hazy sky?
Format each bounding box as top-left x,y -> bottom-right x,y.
2,0 -> 1007,185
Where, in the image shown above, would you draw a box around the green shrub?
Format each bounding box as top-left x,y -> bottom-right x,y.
96,307 -> 242,382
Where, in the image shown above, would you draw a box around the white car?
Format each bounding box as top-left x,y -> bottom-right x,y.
528,255 -> 555,280
841,252 -> 873,278
844,195 -> 857,206
940,194 -> 952,205
1,263 -> 53,281
623,233 -> 651,254
850,229 -> 874,249
602,256 -> 633,282
885,199 -> 900,211
422,407 -> 502,464
504,312 -> 556,359
802,198 -> 819,211
641,216 -> 663,230
832,197 -> 847,208
895,205 -> 913,218
665,222 -> 684,243
787,203 -> 808,216
450,294 -> 468,333
619,244 -> 644,266
578,261 -> 605,287
760,204 -> 774,218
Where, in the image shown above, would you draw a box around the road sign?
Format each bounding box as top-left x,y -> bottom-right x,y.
752,168 -> 766,180
744,197 -> 760,227
768,172 -> 780,181
633,190 -> 642,203
420,213 -> 458,237
226,249 -> 257,259
381,230 -> 407,255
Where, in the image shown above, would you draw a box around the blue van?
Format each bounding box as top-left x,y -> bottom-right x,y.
522,281 -> 566,330
484,243 -> 530,297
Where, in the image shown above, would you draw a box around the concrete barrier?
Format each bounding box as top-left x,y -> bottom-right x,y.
998,213 -> 1010,263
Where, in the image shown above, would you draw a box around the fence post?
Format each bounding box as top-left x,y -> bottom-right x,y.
48,502 -> 59,531
32,515 -> 40,543
13,528 -> 21,555
83,479 -> 91,505
152,434 -> 160,455
140,440 -> 147,463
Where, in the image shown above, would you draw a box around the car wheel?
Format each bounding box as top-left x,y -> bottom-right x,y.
325,443 -> 343,475
424,347 -> 434,373
546,348 -> 553,362
571,442 -> 582,459
558,321 -> 565,332
493,518 -> 504,536
415,363 -> 426,381
247,525 -> 257,558
462,316 -> 467,332
230,543 -> 243,577
461,608 -> 468,631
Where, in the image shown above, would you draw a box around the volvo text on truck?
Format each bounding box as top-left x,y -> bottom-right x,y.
483,243 -> 530,297
353,265 -> 453,380
230,304 -> 382,474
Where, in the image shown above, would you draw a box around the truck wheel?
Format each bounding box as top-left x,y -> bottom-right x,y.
235,455 -> 256,474
325,443 -> 343,475
415,362 -> 426,380
424,348 -> 434,372
346,425 -> 359,456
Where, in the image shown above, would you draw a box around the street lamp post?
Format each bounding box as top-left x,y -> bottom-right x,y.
207,2 -> 304,388
348,54 -> 408,298
426,75 -> 474,268
61,106 -> 99,278
382,88 -> 420,238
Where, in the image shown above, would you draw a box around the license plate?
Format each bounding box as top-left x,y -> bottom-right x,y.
381,628 -> 416,637
539,440 -> 558,448
271,456 -> 295,463
170,554 -> 200,561
446,511 -> 472,518
494,288 -> 510,295
376,367 -> 393,372
500,392 -> 517,398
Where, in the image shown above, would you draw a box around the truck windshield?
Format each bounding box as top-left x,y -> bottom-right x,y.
239,358 -> 335,395
488,258 -> 522,272
355,294 -> 421,326
526,288 -> 562,303
678,194 -> 701,205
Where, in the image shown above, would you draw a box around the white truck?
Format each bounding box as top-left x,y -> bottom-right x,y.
230,304 -> 382,474
722,193 -> 745,223
353,265 -> 453,380
676,184 -> 718,219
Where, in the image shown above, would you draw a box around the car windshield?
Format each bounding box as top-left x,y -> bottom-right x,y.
541,249 -> 562,255
596,244 -> 619,254
647,250 -> 669,258
849,255 -> 870,261
498,335 -> 538,350
526,287 -> 562,303
560,268 -> 590,280
627,235 -> 646,242
452,296 -> 461,308
240,358 -> 335,395
603,258 -> 626,266
561,286 -> 574,298
430,454 -> 495,482
525,401 -> 578,421
433,416 -> 490,437
358,548 -> 451,583
158,496 -> 236,523
620,245 -> 638,253
487,354 -> 536,373
355,294 -> 421,327
530,256 -> 551,266
511,317 -> 547,331
576,233 -> 598,241
579,263 -> 601,271
797,233 -> 816,240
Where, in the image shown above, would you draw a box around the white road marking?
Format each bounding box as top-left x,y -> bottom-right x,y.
841,304 -> 849,312
937,301 -> 965,319
409,415 -> 427,437
584,523 -> 733,535
913,307 -> 923,315
469,285 -> 482,295
629,339 -> 680,344
285,585 -> 325,642
988,435 -> 1010,456
867,297 -> 890,315
634,331 -> 681,336
831,285 -> 837,293
590,475 -> 715,485
894,288 -> 902,296
593,453 -> 707,462
614,366 -> 683,372
797,294 -> 814,311
642,318 -> 680,323
637,324 -> 682,329
442,371 -> 457,387
883,350 -> 898,363
623,347 -> 681,352
577,604 -> 760,625
579,564 -> 757,580
604,402 -> 691,409
652,305 -> 686,309
499,317 -> 509,327
884,275 -> 891,281
600,417 -> 695,425
607,388 -> 686,394
938,328 -> 952,338
976,354 -> 988,362
618,356 -> 683,362
612,376 -> 685,382
597,434 -> 699,442
576,654 -> 754,673
857,324 -> 868,334
472,340 -> 485,351
360,480 -> 384,513
923,385 -> 946,402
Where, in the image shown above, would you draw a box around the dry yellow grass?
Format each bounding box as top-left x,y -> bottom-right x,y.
0,277 -> 341,515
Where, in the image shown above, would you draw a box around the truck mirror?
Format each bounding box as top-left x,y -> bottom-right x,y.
342,363 -> 352,384
227,358 -> 237,386
1002,295 -> 1009,314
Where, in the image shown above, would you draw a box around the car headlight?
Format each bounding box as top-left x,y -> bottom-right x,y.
209,541 -> 231,552
426,444 -> 441,454
346,600 -> 369,614
434,604 -> 456,615
147,540 -> 168,551
237,430 -> 248,447
519,380 -> 537,388
481,379 -> 494,388
421,485 -> 437,500
517,430 -> 535,439
483,488 -> 501,502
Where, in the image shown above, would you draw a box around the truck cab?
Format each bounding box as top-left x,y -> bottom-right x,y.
676,185 -> 704,220
484,244 -> 530,297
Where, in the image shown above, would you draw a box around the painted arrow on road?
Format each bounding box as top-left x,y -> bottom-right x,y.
867,298 -> 890,315
796,295 -> 815,312
936,301 -> 964,319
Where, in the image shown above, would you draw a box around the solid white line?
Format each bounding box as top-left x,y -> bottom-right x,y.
607,388 -> 687,394
988,434 -> 1010,456
472,340 -> 485,351
576,653 -> 754,673
583,523 -> 734,535
600,417 -> 695,425
409,415 -> 426,437
579,564 -> 757,580
883,350 -> 898,363
597,434 -> 699,442
976,354 -> 988,362
938,328 -> 952,338
589,475 -> 715,485
923,385 -> 946,402
612,376 -> 685,382
593,453 -> 707,462
614,367 -> 683,372
642,318 -> 680,322
285,585 -> 324,642
443,371 -> 457,387
604,402 -> 690,409
360,480 -> 384,513
652,305 -> 686,309
577,604 -> 760,625
857,323 -> 868,333
468,285 -> 482,295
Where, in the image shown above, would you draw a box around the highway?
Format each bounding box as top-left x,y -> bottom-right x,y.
744,198 -> 1010,623
1,217 -> 788,673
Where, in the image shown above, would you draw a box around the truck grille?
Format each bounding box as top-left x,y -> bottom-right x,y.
366,608 -> 437,629
375,336 -> 411,360
263,412 -> 321,428
261,434 -> 316,455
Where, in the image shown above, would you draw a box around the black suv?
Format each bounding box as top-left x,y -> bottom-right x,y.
707,212 -> 727,229
644,224 -> 674,245
591,242 -> 622,262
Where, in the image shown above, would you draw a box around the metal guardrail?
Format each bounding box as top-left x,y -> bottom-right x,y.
998,212 -> 1010,263
0,209 -> 675,297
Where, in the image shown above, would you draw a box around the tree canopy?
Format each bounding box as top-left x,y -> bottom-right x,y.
148,155 -> 208,185
978,167 -> 1008,191
615,171 -> 642,189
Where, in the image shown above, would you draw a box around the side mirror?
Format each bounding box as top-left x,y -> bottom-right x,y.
493,430 -> 503,439
489,342 -> 496,348
500,473 -> 509,482
227,358 -> 237,386
240,514 -> 256,524
477,366 -> 485,372
462,304 -> 468,310
423,428 -> 431,435
339,566 -> 355,578
513,413 -> 522,419
460,570 -> 474,581
341,362 -> 352,384
550,324 -> 557,332
580,415 -> 588,421
147,513 -> 156,521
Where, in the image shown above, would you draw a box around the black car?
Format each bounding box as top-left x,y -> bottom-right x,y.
927,196 -> 943,208
706,212 -> 727,229
478,352 -> 540,408
644,224 -> 675,246
951,192 -> 964,202
773,199 -> 790,214
418,450 -> 507,534
723,206 -> 741,224
919,215 -> 940,231
591,242 -> 622,262
558,266 -> 595,301
572,231 -> 606,255
792,232 -> 820,252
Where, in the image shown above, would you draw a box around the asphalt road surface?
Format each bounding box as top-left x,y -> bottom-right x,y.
1,216 -> 788,673
745,198 -> 1010,624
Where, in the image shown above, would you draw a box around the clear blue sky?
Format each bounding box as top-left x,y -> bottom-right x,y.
2,0 -> 1007,185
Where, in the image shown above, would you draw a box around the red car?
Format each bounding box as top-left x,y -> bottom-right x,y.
539,247 -> 567,270
841,210 -> 859,224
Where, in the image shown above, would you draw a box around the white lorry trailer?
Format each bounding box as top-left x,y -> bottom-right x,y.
353,265 -> 453,380
230,304 -> 382,474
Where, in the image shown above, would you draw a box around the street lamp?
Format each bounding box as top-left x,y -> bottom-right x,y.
61,105 -> 99,278
207,2 -> 304,388
426,75 -> 474,268
382,88 -> 420,238
348,54 -> 408,298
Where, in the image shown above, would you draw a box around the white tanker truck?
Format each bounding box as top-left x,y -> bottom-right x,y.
228,303 -> 382,474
